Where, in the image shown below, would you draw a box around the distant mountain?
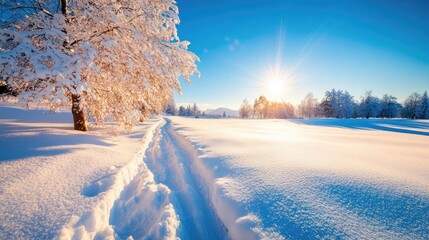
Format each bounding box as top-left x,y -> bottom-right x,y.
204,109 -> 215,113
205,107 -> 239,117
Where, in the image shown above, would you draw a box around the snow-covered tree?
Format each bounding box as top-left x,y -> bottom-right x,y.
0,0 -> 199,131
320,89 -> 336,118
401,92 -> 421,119
163,96 -> 177,116
379,94 -> 401,119
186,104 -> 192,116
418,91 -> 429,119
338,90 -> 355,118
192,102 -> 200,117
178,105 -> 186,116
164,103 -> 177,116
267,101 -> 295,119
253,96 -> 269,119
358,91 -> 381,119
239,99 -> 252,119
320,89 -> 355,118
298,93 -> 318,118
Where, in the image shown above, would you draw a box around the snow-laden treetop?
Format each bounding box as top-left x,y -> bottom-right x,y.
0,0 -> 199,131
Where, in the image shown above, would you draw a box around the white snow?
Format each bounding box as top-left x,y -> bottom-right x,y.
58,119 -> 180,240
168,117 -> 429,239
1,103 -> 428,239
0,103 -> 173,239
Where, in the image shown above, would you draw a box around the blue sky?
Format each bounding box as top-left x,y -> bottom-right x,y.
174,0 -> 429,110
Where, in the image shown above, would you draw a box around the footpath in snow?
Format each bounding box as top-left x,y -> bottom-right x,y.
0,104 -> 164,239
61,118 -> 228,239
1,104 -> 229,239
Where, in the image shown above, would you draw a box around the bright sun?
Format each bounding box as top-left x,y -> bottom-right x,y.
253,27 -> 301,102
268,78 -> 285,99
259,59 -> 290,101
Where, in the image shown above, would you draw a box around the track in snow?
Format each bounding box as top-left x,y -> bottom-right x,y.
60,118 -> 227,239
144,118 -> 227,239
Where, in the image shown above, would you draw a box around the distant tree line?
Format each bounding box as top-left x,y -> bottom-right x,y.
164,102 -> 202,117
164,102 -> 234,118
240,96 -> 296,119
239,90 -> 429,119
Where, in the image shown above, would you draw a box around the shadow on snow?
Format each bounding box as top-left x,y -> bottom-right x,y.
0,106 -> 114,162
290,118 -> 429,137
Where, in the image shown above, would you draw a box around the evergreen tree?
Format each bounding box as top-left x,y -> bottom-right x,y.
186,105 -> 192,116
178,106 -> 187,116
165,103 -> 177,116
192,102 -> 200,117
320,89 -> 335,117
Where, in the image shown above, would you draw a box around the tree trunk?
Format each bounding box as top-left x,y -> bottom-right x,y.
61,0 -> 68,15
72,94 -> 87,131
60,1 -> 86,131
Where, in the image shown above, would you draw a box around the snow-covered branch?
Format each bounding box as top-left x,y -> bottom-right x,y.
69,12 -> 146,47
1,0 -> 199,131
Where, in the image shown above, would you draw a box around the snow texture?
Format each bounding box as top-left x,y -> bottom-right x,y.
0,103 -> 165,239
58,119 -> 176,239
1,103 -> 429,239
169,117 -> 429,239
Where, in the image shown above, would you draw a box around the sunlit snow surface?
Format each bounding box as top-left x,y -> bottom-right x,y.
169,117 -> 429,239
1,103 -> 428,240
0,104 -> 161,239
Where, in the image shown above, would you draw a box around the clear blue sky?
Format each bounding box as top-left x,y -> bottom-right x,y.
174,0 -> 429,110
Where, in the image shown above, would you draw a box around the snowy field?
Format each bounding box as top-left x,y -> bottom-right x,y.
1,103 -> 429,239
169,117 -> 429,239
0,103 -> 162,239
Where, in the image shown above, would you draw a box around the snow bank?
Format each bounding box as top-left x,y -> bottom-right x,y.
0,103 -> 174,239
143,119 -> 228,239
58,119 -> 181,240
110,181 -> 178,240
166,118 -> 280,239
212,177 -> 283,240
